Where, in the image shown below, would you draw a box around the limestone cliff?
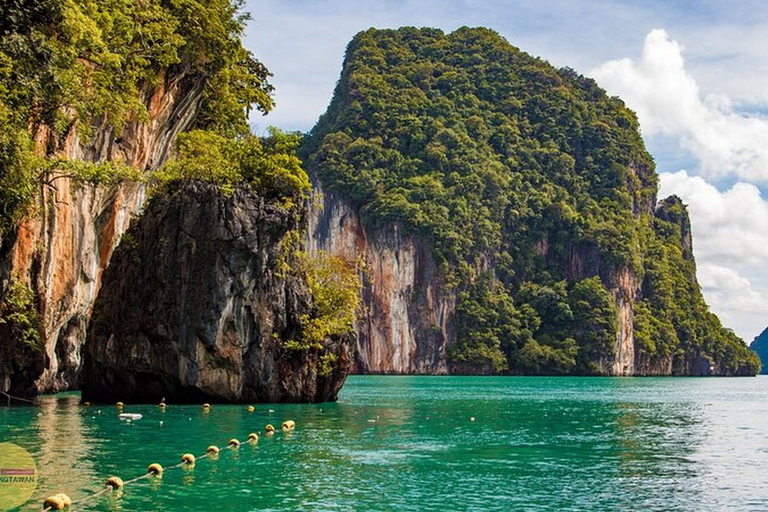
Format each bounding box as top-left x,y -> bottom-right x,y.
0,74 -> 203,396
308,179 -> 452,374
309,178 -> 640,376
81,181 -> 352,403
749,327 -> 768,375
303,27 -> 759,376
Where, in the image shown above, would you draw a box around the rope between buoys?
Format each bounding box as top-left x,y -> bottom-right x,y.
0,389 -> 37,404
40,408 -> 288,510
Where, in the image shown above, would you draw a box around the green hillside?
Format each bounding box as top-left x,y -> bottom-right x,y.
301,27 -> 759,375
749,328 -> 768,374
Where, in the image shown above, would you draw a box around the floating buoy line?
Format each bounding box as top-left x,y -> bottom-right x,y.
41,403 -> 294,511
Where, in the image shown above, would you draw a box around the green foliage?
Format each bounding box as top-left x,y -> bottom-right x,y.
297,251 -> 362,349
0,106 -> 37,238
282,249 -> 359,381
302,27 -> 755,375
155,130 -> 240,185
43,158 -> 144,185
171,0 -> 274,136
0,0 -> 273,239
517,337 -> 578,375
569,276 -> 617,367
450,273 -> 517,373
637,197 -> 760,375
317,352 -> 339,378
154,128 -> 310,199
0,0 -> 270,135
512,279 -> 613,374
0,276 -> 43,352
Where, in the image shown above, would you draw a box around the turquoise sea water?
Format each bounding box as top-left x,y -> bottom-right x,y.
2,376 -> 768,511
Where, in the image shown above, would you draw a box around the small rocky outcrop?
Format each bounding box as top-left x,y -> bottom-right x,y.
749,328 -> 768,374
80,181 -> 353,403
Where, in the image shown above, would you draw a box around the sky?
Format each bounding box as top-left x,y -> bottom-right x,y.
243,0 -> 768,343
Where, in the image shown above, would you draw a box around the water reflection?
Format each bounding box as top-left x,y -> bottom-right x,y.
613,399 -> 708,510
1,377 -> 767,511
15,394 -> 98,510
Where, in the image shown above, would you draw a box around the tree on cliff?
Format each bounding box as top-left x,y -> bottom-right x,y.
0,0 -> 273,242
301,27 -> 760,376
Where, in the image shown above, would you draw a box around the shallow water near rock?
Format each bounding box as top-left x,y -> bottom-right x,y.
2,376 -> 768,511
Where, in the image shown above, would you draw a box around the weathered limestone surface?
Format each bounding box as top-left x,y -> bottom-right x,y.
308,179 -> 453,374
81,181 -> 352,403
0,73 -> 203,396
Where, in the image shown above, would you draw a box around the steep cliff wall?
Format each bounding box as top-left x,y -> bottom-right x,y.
608,268 -> 638,375
303,27 -> 759,376
0,75 -> 203,396
749,328 -> 768,375
308,180 -> 452,373
81,181 -> 352,403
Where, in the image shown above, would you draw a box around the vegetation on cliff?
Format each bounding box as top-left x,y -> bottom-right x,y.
748,327 -> 768,374
0,0 -> 272,241
0,1 -> 358,390
154,127 -> 310,201
302,27 -> 759,375
0,276 -> 42,351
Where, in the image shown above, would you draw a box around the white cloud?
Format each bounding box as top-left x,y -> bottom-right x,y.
698,264 -> 767,315
697,263 -> 768,340
659,171 -> 768,265
591,29 -> 768,182
659,171 -> 768,340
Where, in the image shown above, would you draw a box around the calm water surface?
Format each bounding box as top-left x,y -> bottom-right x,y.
2,376 -> 768,511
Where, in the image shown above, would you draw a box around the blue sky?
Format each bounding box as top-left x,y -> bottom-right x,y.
243,0 -> 768,342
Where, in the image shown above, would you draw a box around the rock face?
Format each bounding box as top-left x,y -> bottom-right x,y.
304,27 -> 758,377
81,181 -> 353,403
308,180 -> 453,374
749,328 -> 768,375
309,180 -> 639,375
0,74 -> 203,396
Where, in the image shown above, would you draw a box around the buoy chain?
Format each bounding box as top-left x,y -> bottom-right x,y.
39,419 -> 279,511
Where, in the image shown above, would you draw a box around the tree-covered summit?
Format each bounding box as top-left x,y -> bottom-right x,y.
749,327 -> 768,374
302,26 -> 759,375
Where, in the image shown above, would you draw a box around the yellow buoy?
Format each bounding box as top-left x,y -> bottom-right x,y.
106,476 -> 124,490
202,403 -> 210,409
281,420 -> 296,431
57,493 -> 72,507
43,495 -> 65,510
159,402 -> 167,408
247,405 -> 255,412
207,445 -> 220,455
116,401 -> 124,407
265,424 -> 275,433
182,453 -> 195,465
147,463 -> 163,476
248,432 -> 259,442
43,493 -> 71,510
82,401 -> 91,406
228,438 -> 240,448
